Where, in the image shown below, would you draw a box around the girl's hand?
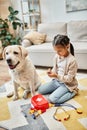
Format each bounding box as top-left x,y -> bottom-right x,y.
47,68 -> 58,78
47,68 -> 52,74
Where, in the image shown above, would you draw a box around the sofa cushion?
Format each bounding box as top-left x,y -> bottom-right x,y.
27,42 -> 54,52
38,22 -> 67,42
67,21 -> 87,42
23,31 -> 46,45
72,42 -> 87,53
21,39 -> 32,47
27,43 -> 56,67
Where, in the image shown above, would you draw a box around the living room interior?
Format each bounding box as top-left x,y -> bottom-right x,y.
0,0 -> 87,130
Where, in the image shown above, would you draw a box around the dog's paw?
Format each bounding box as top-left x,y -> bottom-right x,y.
13,95 -> 19,101
7,91 -> 14,98
22,93 -> 28,99
23,90 -> 29,99
31,92 -> 35,97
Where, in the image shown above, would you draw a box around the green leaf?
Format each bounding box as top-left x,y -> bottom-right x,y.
16,22 -> 21,27
0,24 -> 4,28
5,35 -> 12,40
0,37 -> 5,40
6,32 -> 11,35
0,18 -> 4,22
4,22 -> 9,28
1,30 -> 7,35
2,41 -> 9,47
8,6 -> 14,13
12,22 -> 17,30
13,10 -> 19,15
13,17 -> 21,21
5,39 -> 10,42
8,15 -> 14,21
16,36 -> 21,41
10,39 -> 16,45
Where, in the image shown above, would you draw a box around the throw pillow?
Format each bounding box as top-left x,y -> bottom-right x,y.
21,39 -> 32,47
23,31 -> 46,45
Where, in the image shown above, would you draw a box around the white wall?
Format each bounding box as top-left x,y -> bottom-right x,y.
40,0 -> 87,23
11,0 -> 87,23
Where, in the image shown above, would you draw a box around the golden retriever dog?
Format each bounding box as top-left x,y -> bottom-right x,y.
3,45 -> 41,100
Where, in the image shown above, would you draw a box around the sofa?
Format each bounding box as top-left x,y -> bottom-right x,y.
21,21 -> 87,70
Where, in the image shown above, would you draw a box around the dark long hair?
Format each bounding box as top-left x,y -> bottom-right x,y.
53,34 -> 74,56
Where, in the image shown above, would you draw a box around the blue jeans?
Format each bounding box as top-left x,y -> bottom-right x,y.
38,79 -> 76,104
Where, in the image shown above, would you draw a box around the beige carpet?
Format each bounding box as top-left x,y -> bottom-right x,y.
0,60 -> 87,130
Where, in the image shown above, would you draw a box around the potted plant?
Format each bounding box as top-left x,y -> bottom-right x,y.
0,6 -> 22,49
8,6 -> 22,37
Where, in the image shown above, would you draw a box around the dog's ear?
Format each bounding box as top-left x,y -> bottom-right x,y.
2,47 -> 7,59
18,45 -> 29,58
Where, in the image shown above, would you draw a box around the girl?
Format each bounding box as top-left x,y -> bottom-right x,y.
38,34 -> 78,104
